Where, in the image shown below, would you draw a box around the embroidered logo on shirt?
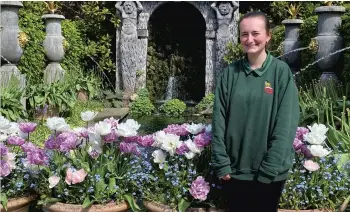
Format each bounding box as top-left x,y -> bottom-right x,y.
264,81 -> 273,94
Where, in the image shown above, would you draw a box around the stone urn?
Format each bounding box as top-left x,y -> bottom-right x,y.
0,194 -> 37,212
314,6 -> 345,80
42,201 -> 129,212
281,19 -> 303,74
0,1 -> 26,89
42,14 -> 66,84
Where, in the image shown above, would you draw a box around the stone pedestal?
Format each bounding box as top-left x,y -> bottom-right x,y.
42,14 -> 65,84
281,19 -> 303,74
314,6 -> 345,80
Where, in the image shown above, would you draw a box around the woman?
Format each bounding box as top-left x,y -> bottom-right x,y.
211,11 -> 299,212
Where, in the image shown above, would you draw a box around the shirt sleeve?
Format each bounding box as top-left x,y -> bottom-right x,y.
211,70 -> 232,178
257,73 -> 300,183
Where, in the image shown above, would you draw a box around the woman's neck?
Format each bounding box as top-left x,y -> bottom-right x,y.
247,50 -> 267,70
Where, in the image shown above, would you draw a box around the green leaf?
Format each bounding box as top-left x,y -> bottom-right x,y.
82,196 -> 93,208
178,198 -> 191,212
0,193 -> 8,211
123,194 -> 141,211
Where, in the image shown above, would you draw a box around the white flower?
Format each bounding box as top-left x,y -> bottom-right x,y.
304,132 -> 327,145
303,160 -> 320,172
186,123 -> 205,135
152,131 -> 167,147
0,115 -> 10,130
308,145 -> 331,157
205,124 -> 212,133
80,111 -> 98,122
94,121 -> 112,136
185,139 -> 202,154
18,130 -> 28,139
88,132 -> 102,146
46,117 -> 69,132
160,133 -> 181,156
184,151 -> 196,160
4,122 -> 19,135
4,152 -> 16,169
0,134 -> 7,142
308,123 -> 328,136
48,176 -> 60,188
152,149 -> 167,164
116,119 -> 140,137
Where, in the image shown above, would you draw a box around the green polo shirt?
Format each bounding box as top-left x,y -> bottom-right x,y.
211,52 -> 300,183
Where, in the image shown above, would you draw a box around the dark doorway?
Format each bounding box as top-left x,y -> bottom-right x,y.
147,2 -> 206,102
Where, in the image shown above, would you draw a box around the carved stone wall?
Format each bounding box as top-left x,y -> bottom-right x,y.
116,1 -> 239,96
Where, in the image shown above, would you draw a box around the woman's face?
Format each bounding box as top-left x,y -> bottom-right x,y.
239,17 -> 271,55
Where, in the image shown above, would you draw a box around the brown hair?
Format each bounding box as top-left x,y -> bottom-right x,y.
239,11 -> 271,32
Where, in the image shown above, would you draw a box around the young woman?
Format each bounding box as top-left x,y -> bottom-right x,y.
211,11 -> 300,212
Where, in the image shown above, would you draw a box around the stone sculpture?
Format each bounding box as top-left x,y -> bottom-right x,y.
116,1 -> 143,96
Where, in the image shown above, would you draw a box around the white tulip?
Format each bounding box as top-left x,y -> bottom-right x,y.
152,131 -> 167,147
160,134 -> 181,156
0,134 -> 7,142
0,115 -> 10,130
308,145 -> 331,157
18,130 -> 29,139
304,132 -> 327,145
4,152 -> 16,169
186,123 -> 205,135
185,139 -> 202,154
4,122 -> 19,135
205,124 -> 212,133
184,151 -> 196,160
80,111 -> 97,122
48,176 -> 60,188
46,117 -> 69,132
152,149 -> 167,164
308,123 -> 328,136
94,121 -> 112,136
116,119 -> 140,137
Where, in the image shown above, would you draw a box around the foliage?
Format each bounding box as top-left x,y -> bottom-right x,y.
65,100 -> 104,128
340,3 -> 350,82
159,99 -> 186,117
195,94 -> 215,113
269,1 -> 289,25
268,25 -> 285,57
130,89 -> 155,117
18,1 -> 47,84
224,42 -> 244,64
0,79 -> 27,121
25,81 -> 77,117
96,89 -> 123,108
28,124 -> 51,147
286,3 -> 302,19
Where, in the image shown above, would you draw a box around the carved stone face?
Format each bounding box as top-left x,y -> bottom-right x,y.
218,2 -> 232,15
123,1 -> 136,14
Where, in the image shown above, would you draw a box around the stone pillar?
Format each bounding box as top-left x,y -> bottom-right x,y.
0,1 -> 26,90
205,28 -> 216,95
314,6 -> 345,80
281,19 -> 303,74
42,14 -> 66,84
135,12 -> 149,91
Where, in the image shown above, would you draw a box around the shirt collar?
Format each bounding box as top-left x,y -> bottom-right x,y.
242,51 -> 273,77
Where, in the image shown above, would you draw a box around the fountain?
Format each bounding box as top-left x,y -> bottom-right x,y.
165,75 -> 178,100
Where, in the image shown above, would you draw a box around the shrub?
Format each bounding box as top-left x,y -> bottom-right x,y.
159,99 -> 186,117
130,89 -> 155,117
224,42 -> 244,64
195,93 -> 215,113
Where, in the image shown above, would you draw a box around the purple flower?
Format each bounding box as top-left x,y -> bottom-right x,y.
0,160 -> 11,177
7,136 -> 25,146
103,130 -> 118,143
296,127 -> 309,141
190,176 -> 210,201
123,136 -> 138,143
103,117 -> 118,128
301,145 -> 313,158
21,142 -> 36,153
119,142 -> 139,155
56,132 -> 78,152
26,148 -> 49,166
137,135 -> 154,147
194,132 -> 211,148
0,143 -> 8,156
44,135 -> 60,150
163,124 -> 189,136
88,150 -> 100,159
293,138 -> 304,151
19,122 -> 37,133
176,143 -> 190,155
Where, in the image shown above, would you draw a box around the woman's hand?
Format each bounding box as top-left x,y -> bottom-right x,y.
220,174 -> 231,180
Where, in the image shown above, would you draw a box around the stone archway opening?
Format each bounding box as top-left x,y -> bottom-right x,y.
146,2 -> 206,103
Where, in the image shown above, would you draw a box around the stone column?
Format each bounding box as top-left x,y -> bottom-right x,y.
135,12 -> 149,91
205,28 -> 216,94
281,19 -> 303,74
42,14 -> 66,84
314,6 -> 345,80
0,1 -> 26,90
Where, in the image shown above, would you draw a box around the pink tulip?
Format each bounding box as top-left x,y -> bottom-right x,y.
303,160 -> 320,172
65,168 -> 87,185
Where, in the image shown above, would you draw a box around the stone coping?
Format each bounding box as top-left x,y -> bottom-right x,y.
42,14 -> 65,20
282,19 -> 304,25
315,6 -> 345,13
0,1 -> 23,7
